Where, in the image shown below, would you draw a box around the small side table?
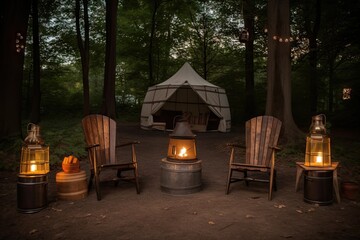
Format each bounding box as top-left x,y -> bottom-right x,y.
295,162 -> 340,203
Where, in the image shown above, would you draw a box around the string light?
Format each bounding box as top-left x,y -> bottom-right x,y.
272,35 -> 291,43
16,32 -> 25,53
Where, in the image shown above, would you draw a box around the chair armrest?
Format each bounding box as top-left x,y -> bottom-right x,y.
269,145 -> 281,151
116,141 -> 140,148
85,143 -> 100,150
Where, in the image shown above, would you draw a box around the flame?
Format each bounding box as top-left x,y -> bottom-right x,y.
316,154 -> 323,163
178,147 -> 188,158
30,164 -> 37,172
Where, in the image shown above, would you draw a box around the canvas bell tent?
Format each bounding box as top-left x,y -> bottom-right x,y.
140,62 -> 231,132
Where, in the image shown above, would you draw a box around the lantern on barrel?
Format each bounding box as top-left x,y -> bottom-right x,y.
304,114 -> 331,167
167,120 -> 197,161
161,119 -> 202,195
17,123 -> 49,213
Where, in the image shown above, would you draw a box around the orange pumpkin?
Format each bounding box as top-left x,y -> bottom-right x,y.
62,155 -> 80,173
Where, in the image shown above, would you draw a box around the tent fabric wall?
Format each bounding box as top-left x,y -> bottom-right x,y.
140,62 -> 231,132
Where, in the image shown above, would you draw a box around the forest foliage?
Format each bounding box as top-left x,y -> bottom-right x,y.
21,0 -> 360,126
1,0 -> 360,170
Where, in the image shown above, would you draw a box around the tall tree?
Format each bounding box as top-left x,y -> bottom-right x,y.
148,0 -> 161,86
101,0 -> 118,118
304,0 -> 321,116
0,0 -> 31,139
75,0 -> 90,116
266,0 -> 302,142
243,0 -> 256,119
29,0 -> 41,124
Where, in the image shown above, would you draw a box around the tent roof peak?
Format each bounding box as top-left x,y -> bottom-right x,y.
156,62 -> 218,88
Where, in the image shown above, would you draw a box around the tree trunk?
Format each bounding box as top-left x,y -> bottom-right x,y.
266,0 -> 303,143
76,0 -> 90,116
148,0 -> 159,87
101,0 -> 118,119
327,54 -> 335,113
305,0 -> 321,116
244,0 -> 256,119
0,0 -> 31,139
29,0 -> 41,124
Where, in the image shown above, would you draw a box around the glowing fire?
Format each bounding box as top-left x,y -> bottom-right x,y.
178,147 -> 188,158
316,153 -> 323,164
30,164 -> 37,172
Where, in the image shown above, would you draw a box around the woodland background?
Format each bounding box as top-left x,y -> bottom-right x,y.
0,0 -> 359,170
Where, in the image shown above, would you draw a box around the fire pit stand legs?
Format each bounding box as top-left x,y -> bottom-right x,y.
160,158 -> 202,195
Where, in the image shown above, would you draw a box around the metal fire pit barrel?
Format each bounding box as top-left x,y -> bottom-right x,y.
161,158 -> 202,195
17,174 -> 48,213
304,170 -> 333,205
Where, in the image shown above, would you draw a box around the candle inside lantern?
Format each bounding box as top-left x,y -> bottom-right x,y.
30,164 -> 37,172
316,153 -> 323,164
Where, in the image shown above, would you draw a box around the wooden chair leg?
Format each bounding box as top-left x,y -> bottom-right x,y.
132,144 -> 140,194
268,169 -> 275,201
273,170 -> 277,191
88,170 -> 94,191
226,168 -> 233,194
244,170 -> 249,186
134,168 -> 140,194
94,174 -> 101,201
94,166 -> 101,201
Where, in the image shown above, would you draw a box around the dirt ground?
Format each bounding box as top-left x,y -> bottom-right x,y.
1,122 -> 360,240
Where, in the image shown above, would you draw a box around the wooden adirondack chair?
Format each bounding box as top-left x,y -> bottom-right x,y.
226,116 -> 282,200
82,114 -> 140,201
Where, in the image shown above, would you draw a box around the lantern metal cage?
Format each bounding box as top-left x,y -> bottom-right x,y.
167,119 -> 197,161
304,114 -> 331,167
167,137 -> 197,161
20,146 -> 50,175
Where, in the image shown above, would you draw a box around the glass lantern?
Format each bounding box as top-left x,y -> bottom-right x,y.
20,146 -> 50,175
304,114 -> 331,167
239,28 -> 249,43
167,120 -> 197,161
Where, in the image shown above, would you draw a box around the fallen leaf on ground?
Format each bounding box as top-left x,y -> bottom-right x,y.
296,209 -> 303,214
274,204 -> 286,208
29,229 -> 38,235
246,214 -> 254,218
51,207 -> 62,212
208,221 -> 215,225
307,208 -> 315,212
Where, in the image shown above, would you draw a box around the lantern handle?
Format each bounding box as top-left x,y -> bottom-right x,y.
318,114 -> 326,126
27,123 -> 35,132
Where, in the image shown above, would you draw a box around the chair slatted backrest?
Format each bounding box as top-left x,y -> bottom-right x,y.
245,116 -> 282,167
82,114 -> 117,166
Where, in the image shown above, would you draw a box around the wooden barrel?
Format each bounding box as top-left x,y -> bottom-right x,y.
56,170 -> 88,201
304,170 -> 333,205
160,158 -> 202,195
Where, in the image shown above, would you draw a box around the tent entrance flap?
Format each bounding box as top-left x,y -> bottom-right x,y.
152,86 -> 218,131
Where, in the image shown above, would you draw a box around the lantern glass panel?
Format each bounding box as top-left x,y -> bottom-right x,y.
20,146 -> 50,174
305,135 -> 331,167
167,138 -> 197,161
